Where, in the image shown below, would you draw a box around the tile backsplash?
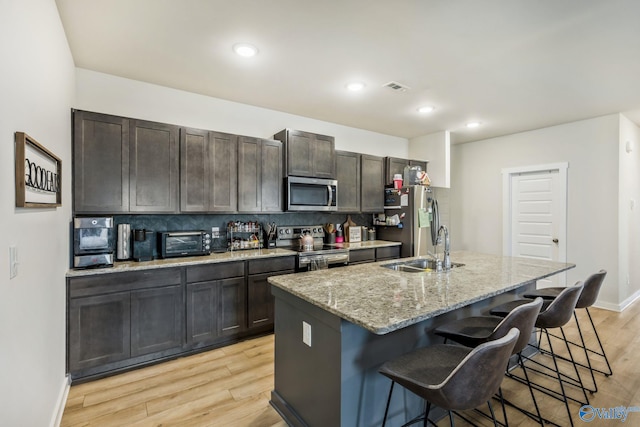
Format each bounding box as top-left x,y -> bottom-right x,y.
113,212 -> 373,256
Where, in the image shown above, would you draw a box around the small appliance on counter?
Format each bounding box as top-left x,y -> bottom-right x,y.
73,216 -> 115,268
132,229 -> 155,262
116,223 -> 131,260
158,230 -> 211,258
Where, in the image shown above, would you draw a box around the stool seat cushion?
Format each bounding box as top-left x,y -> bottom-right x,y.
490,299 -> 551,318
379,329 -> 520,411
434,316 -> 504,348
380,344 -> 472,398
524,288 -> 563,300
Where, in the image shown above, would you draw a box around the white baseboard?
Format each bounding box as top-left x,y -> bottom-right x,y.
50,375 -> 71,427
593,288 -> 640,312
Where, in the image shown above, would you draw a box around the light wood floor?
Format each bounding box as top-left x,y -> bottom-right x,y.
62,299 -> 640,426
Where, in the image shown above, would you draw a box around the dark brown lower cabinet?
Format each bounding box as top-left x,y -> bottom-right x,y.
247,257 -> 296,331
347,246 -> 400,265
67,268 -> 183,380
376,246 -> 401,261
185,262 -> 246,348
66,255 -> 296,381
68,292 -> 131,371
130,285 -> 183,357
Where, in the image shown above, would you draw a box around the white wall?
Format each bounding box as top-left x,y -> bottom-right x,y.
75,69 -> 408,157
0,1 -> 75,426
409,131 -> 450,188
450,115 -> 621,308
618,115 -> 640,308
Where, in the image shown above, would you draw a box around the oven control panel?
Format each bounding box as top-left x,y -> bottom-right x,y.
276,225 -> 325,241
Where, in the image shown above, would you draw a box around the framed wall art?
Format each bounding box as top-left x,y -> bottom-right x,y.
15,132 -> 62,208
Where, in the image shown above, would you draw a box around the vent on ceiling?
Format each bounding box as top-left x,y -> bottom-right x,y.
383,81 -> 410,92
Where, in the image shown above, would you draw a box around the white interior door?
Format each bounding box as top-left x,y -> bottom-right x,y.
503,164 -> 568,287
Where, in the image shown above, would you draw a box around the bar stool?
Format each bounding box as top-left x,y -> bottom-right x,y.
523,270 -> 611,392
489,282 -> 585,427
433,298 -> 544,425
379,328 -> 520,427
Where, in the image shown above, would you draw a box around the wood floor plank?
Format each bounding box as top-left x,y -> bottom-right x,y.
62,299 -> 640,426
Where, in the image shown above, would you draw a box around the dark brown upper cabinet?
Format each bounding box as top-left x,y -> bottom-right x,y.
73,111 -> 130,213
180,129 -> 238,213
237,137 -> 283,212
73,111 -> 179,214
336,150 -> 361,213
273,129 -> 336,179
384,157 -> 428,186
361,154 -> 385,213
129,120 -> 179,213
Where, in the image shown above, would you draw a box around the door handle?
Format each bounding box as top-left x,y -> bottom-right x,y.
552,238 -> 559,244
327,185 -> 332,206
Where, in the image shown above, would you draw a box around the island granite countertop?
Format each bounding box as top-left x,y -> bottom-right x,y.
268,250 -> 575,335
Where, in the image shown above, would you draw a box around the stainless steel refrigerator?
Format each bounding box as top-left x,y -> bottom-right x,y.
377,186 -> 450,258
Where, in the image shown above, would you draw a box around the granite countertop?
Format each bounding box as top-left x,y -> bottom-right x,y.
66,248 -> 297,277
267,251 -> 575,335
66,240 -> 401,277
327,240 -> 401,250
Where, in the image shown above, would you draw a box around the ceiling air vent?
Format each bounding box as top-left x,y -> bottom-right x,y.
383,81 -> 410,92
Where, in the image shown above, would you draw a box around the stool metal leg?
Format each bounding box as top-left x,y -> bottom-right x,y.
573,311 -> 598,392
382,381 -> 394,427
585,307 -> 614,376
560,326 -> 590,405
545,328 -> 574,427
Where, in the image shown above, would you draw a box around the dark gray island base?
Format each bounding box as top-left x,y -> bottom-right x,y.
267,251 -> 575,427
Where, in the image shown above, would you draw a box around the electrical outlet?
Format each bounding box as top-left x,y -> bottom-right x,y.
302,321 -> 312,347
9,246 -> 18,279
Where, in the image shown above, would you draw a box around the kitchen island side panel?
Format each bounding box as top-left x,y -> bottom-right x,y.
271,281 -> 536,426
271,287 -> 342,427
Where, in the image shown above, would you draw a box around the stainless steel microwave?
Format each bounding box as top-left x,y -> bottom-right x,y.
286,176 -> 338,212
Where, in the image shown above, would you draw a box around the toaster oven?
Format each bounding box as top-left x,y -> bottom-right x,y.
158,231 -> 211,258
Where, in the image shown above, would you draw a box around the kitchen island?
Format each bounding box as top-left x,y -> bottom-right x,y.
267,251 -> 575,427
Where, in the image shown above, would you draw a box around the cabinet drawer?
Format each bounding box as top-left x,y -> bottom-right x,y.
186,262 -> 245,283
248,257 -> 296,275
376,246 -> 400,260
69,268 -> 182,298
349,249 -> 375,264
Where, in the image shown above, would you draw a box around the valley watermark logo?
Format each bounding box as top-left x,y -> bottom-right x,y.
579,405 -> 640,422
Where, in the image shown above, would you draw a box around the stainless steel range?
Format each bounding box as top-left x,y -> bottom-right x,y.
276,225 -> 349,271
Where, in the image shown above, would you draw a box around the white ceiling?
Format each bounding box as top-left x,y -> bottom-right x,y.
55,0 -> 640,143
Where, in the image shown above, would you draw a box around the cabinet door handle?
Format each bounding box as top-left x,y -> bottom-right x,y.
552,238 -> 559,244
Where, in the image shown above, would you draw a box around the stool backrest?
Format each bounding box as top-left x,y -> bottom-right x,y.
429,328 -> 519,410
537,282 -> 584,328
576,270 -> 607,308
491,297 -> 543,354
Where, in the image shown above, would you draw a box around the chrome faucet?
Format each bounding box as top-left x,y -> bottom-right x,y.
437,225 -> 451,270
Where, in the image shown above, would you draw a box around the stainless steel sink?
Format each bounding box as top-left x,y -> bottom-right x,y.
381,258 -> 465,273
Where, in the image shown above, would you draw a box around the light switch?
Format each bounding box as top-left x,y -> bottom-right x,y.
9,246 -> 18,279
302,321 -> 312,347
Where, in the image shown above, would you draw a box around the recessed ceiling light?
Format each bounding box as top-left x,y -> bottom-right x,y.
346,82 -> 365,91
417,106 -> 435,114
233,43 -> 259,58
466,121 -> 481,128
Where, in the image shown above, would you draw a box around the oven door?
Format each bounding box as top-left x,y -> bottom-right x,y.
287,176 -> 337,212
298,252 -> 349,271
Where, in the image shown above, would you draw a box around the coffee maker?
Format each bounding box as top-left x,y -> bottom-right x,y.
132,229 -> 154,261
